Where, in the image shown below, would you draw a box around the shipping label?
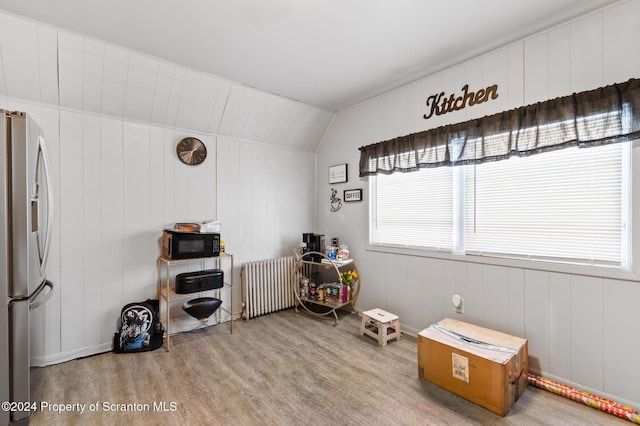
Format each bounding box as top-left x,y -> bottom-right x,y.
452,353 -> 469,382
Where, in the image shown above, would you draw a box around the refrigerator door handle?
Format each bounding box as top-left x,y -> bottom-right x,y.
29,279 -> 54,311
37,134 -> 53,274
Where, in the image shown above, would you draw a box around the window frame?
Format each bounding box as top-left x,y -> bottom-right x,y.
366,140 -> 640,282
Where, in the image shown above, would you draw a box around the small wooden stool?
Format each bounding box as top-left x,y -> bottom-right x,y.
360,308 -> 402,347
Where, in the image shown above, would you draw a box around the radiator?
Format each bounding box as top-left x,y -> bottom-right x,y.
241,256 -> 296,319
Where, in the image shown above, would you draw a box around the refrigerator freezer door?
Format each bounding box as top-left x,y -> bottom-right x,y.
8,298 -> 29,423
6,279 -> 52,424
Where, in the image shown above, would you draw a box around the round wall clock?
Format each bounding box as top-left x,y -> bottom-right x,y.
176,137 -> 207,165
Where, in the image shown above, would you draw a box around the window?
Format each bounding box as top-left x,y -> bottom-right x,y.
370,167 -> 453,251
363,79 -> 639,269
369,141 -> 630,268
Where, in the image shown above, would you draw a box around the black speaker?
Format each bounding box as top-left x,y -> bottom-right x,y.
175,269 -> 224,294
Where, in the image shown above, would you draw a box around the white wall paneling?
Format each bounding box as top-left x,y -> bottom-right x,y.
99,117 -> 125,346
59,110 -> 85,352
547,273 -> 572,379
384,254 -> 408,325
82,114 -> 102,347
217,85 -> 250,138
357,251 -> 386,317
420,257 -> 448,331
0,8 -> 333,149
547,26 -> 572,99
523,33 -> 549,104
82,39 -> 105,113
481,50 -> 508,114
571,12 -> 604,92
189,74 -> 226,132
7,7 -> 334,364
217,136 -> 316,316
401,256 -> 423,330
603,278 -> 640,404
22,104 -> 315,363
217,136 -> 316,258
316,0 -> 640,409
122,122 -> 152,304
505,267 -> 525,338
123,53 -> 159,123
0,45 -> 6,98
603,1 -> 640,83
384,87 -> 407,140
36,23 -> 59,106
504,44 -> 524,110
149,62 -> 176,126
2,77 -> 315,363
101,44 -> 129,118
148,126 -> 167,246
481,265 -> 510,333
0,12 -> 41,102
173,69 -> 201,130
58,32 -> 85,110
161,128 -> 177,223
570,276 -> 604,390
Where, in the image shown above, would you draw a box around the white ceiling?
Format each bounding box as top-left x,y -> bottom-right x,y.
0,0 -> 621,112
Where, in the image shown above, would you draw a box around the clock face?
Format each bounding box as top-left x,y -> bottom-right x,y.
176,137 -> 207,165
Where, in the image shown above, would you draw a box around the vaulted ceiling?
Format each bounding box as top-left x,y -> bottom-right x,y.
0,1 -> 622,150
0,0 -> 620,111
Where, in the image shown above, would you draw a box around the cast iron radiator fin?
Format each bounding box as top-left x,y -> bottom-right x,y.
241,256 -> 295,320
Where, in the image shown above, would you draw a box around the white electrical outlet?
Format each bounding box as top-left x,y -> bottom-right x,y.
452,294 -> 464,314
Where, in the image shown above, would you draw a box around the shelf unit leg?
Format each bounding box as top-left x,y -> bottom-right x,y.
164,262 -> 170,351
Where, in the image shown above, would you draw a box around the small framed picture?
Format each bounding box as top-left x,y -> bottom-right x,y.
329,164 -> 348,184
344,188 -> 362,202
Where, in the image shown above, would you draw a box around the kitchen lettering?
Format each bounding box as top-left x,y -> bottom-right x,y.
423,84 -> 499,119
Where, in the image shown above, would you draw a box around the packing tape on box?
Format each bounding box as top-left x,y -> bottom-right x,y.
432,322 -> 523,381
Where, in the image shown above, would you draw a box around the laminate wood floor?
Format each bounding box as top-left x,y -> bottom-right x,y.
31,309 -> 627,425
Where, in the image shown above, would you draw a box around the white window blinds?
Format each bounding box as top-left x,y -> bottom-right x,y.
370,167 -> 453,251
463,143 -> 628,266
368,141 -> 629,267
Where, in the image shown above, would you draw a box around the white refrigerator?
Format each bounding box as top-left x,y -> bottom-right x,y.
0,109 -> 54,425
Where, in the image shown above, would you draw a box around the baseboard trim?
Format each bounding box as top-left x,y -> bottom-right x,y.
31,342 -> 112,367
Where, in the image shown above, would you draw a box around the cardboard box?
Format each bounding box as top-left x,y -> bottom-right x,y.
417,318 -> 528,416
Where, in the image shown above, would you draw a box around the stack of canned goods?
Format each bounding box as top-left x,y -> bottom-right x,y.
300,277 -> 310,298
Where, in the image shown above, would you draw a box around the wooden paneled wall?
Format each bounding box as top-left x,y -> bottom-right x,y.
0,10 -> 334,150
316,0 -> 640,408
1,98 -> 316,364
0,9 -> 322,364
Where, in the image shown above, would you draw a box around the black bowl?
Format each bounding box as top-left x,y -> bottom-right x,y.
182,297 -> 222,320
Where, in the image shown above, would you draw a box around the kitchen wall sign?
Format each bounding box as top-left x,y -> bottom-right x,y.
423,84 -> 499,120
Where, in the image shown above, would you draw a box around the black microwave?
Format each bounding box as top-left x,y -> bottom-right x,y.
162,230 -> 220,259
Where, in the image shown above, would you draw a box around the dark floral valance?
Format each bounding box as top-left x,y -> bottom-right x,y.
359,78 -> 640,177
